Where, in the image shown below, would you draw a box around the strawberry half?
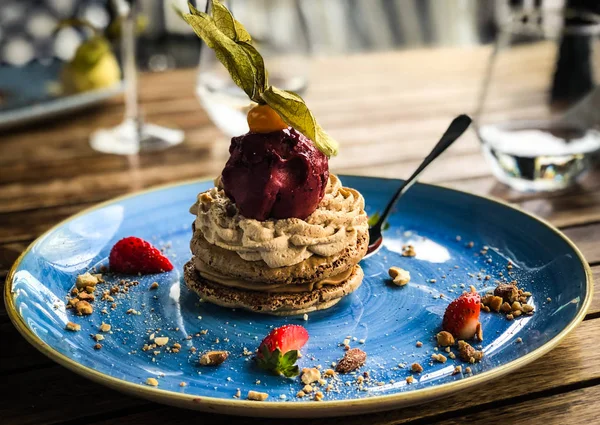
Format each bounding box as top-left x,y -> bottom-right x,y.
256,324 -> 309,377
109,237 -> 174,274
442,288 -> 481,340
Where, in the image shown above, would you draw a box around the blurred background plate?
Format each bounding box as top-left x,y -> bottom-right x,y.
0,61 -> 123,130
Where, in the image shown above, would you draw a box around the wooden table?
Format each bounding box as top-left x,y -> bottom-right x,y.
2,46 -> 600,425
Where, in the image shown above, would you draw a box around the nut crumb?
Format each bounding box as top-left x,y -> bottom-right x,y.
416,341 -> 423,347
146,378 -> 159,387
154,337 -> 169,346
179,382 -> 187,387
516,337 -> 523,343
150,282 -> 159,290
296,391 -> 305,398
406,376 -> 414,384
301,368 -> 321,385
303,384 -> 313,394
431,353 -> 447,363
314,391 -> 324,401
247,391 -> 269,401
324,369 -> 336,377
475,322 -> 483,342
465,367 -> 472,374
65,322 -> 81,332
453,365 -> 462,375
402,245 -> 416,257
335,348 -> 367,374
458,340 -> 483,363
93,343 -> 102,350
76,272 -> 99,290
436,331 -> 455,347
411,363 -> 423,373
99,323 -> 111,333
75,300 -> 93,316
303,313 -> 308,321
199,350 -> 229,366
506,313 -> 514,321
388,266 -> 411,286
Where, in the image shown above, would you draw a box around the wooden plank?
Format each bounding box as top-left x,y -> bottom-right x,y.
563,224 -> 600,264
3,318 -> 596,425
426,385 -> 600,425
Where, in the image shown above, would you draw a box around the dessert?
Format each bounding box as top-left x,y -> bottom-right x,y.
181,1 -> 368,315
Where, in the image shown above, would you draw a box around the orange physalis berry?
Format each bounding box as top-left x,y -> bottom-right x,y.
247,104 -> 288,133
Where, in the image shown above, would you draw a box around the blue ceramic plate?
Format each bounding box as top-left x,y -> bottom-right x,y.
5,176 -> 592,418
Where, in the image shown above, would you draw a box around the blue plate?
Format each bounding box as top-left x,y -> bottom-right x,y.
5,176 -> 592,417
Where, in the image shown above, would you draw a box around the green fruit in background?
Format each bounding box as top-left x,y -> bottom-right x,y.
61,36 -> 121,94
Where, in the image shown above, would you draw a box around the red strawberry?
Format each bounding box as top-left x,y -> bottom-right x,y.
442,288 -> 481,340
256,324 -> 309,377
109,237 -> 173,274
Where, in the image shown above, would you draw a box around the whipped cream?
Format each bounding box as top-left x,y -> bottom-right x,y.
190,175 -> 368,268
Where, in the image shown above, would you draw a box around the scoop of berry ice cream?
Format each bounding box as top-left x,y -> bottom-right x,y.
221,127 -> 329,221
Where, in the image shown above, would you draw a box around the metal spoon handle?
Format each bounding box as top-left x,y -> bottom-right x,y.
372,114 -> 472,231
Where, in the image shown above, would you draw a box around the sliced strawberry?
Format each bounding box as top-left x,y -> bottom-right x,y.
109,237 -> 173,274
442,288 -> 481,340
256,324 -> 309,377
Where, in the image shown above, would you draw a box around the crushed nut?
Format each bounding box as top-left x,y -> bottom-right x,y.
402,245 -> 416,257
146,378 -> 159,387
314,391 -> 324,401
179,382 -> 187,387
94,334 -> 104,342
458,340 -> 483,363
75,300 -> 93,316
77,291 -> 95,301
453,365 -> 462,375
516,337 -> 523,343
296,391 -> 305,398
506,313 -> 514,320
301,368 -> 321,385
501,302 -> 512,313
488,296 -> 503,312
335,348 -> 367,374
199,350 -> 229,366
494,283 -> 519,303
388,266 -> 411,286
475,322 -> 483,342
406,375 -> 414,384
431,353 -> 447,363
465,367 -> 472,374
154,337 -> 169,346
76,272 -> 99,290
99,323 -> 111,333
411,363 -> 423,373
436,331 -> 455,347
416,341 -> 423,348
247,391 -> 269,401
303,384 -> 313,394
324,369 -> 336,377
522,304 -> 534,313
150,282 -> 159,290
511,301 -> 522,312
65,322 -> 81,332
93,343 -> 102,350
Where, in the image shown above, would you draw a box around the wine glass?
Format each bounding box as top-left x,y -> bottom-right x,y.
476,7 -> 600,192
195,0 -> 310,137
90,0 -> 184,155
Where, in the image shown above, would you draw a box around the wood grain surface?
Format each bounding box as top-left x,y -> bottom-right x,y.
1,45 -> 598,424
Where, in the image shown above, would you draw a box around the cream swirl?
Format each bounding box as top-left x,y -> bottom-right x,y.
190,175 -> 368,268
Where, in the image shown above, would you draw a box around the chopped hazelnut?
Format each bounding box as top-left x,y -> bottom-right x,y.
388,266 -> 411,286
150,282 -> 159,290
146,377 -> 159,387
76,272 -> 99,290
199,350 -> 229,366
411,363 -> 423,373
436,331 -> 455,347
75,300 -> 93,316
65,322 -> 81,332
301,368 -> 321,385
501,302 -> 512,313
247,391 -> 269,401
489,296 -> 503,312
431,353 -> 447,363
154,337 -> 169,346
458,340 -> 483,363
452,365 -> 462,375
99,323 -> 111,333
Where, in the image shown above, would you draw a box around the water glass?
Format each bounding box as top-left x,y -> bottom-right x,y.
476,8 -> 600,192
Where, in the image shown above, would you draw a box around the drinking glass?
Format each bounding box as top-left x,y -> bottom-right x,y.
90,0 -> 184,155
195,0 -> 310,137
476,8 -> 600,192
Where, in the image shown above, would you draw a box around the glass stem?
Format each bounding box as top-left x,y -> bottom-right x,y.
121,1 -> 141,132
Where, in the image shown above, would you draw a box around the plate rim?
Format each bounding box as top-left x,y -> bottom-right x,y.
4,175 -> 594,417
